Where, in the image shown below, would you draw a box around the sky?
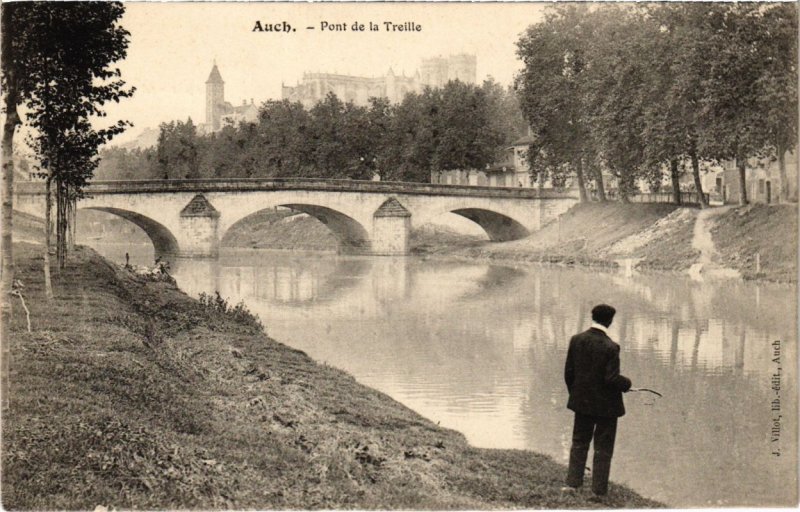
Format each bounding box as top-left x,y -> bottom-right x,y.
102,2 -> 547,146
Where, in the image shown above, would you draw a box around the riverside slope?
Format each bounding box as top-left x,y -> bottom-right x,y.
418,203 -> 797,283
2,243 -> 662,510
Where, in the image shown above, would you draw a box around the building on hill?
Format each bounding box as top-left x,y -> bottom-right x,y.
281,69 -> 419,108
282,54 -> 477,108
419,54 -> 477,87
204,62 -> 259,133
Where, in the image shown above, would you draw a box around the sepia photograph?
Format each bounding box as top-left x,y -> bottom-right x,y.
1,1 -> 797,509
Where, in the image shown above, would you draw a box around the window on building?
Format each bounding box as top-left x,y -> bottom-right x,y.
758,179 -> 765,194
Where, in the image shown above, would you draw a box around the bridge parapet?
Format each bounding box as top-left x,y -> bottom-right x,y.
14,178 -> 577,200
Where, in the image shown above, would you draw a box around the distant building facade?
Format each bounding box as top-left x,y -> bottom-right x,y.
282,54 -> 477,108
431,135 -> 556,189
715,151 -> 798,204
204,62 -> 259,132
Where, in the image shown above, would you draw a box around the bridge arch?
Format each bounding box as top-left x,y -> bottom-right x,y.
81,207 -> 180,258
220,204 -> 371,254
449,208 -> 530,241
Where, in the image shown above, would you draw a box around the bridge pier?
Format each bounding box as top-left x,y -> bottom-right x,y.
370,198 -> 411,256
177,194 -> 221,258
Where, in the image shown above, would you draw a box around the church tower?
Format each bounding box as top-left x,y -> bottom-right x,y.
205,62 -> 225,131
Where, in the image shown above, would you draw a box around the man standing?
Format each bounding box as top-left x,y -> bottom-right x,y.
563,304 -> 632,497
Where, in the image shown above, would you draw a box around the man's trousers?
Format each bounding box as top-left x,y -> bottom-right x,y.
565,412 -> 618,495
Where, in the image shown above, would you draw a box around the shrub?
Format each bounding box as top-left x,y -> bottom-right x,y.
198,292 -> 263,332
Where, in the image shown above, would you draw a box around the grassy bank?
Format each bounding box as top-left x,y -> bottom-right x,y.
222,209 -> 487,253
431,203 -> 699,272
711,204 -> 798,282
423,202 -> 796,283
223,209 -> 338,251
10,211 -> 45,244
3,243 -> 662,510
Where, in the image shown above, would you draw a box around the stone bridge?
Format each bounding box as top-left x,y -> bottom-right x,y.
14,178 -> 577,257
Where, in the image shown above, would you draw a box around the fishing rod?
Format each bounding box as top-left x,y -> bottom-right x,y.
628,387 -> 663,397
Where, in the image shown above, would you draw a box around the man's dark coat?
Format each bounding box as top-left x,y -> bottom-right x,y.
565,327 -> 632,418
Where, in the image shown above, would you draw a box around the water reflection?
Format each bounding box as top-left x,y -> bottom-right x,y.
174,253 -> 372,307
87,244 -> 797,507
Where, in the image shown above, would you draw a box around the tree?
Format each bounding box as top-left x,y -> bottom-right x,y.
254,99 -> 315,177
481,78 -> 528,158
431,81 -> 504,173
696,3 -> 791,205
378,90 -> 438,182
364,97 -> 393,180
0,2 -> 24,411
18,2 -> 133,267
338,98 -> 385,180
95,146 -> 158,180
635,4 -> 692,205
29,118 -> 128,267
156,119 -> 199,179
0,1 -> 133,408
755,4 -> 798,202
516,5 -> 594,202
305,93 -> 385,180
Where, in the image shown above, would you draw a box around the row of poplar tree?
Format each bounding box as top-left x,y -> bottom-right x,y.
515,3 -> 797,206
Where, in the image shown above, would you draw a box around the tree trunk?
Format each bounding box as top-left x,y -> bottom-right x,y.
56,180 -> 68,269
737,156 -> 749,206
777,143 -> 788,202
44,178 -> 53,300
1,83 -> 20,411
690,147 -> 708,208
593,164 -> 606,202
575,158 -> 588,202
618,172 -> 631,203
67,195 -> 76,252
670,159 -> 682,205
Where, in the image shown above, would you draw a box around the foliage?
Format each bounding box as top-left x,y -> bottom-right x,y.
515,4 -> 594,201
515,3 -> 798,205
198,291 -> 263,332
98,81 -> 512,184
95,146 -> 159,180
4,2 -> 134,266
155,119 -> 199,179
695,3 -> 798,204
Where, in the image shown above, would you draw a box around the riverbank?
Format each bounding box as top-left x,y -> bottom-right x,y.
415,203 -> 797,283
3,243 -> 662,509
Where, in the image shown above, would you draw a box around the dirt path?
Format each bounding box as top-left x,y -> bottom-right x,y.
690,206 -> 740,278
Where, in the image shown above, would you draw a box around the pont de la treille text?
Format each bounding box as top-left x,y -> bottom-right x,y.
251,21 -> 422,32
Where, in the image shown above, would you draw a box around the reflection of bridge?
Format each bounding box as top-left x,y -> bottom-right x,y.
14,178 -> 577,258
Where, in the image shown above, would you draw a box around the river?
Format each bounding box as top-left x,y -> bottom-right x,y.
89,242 -> 797,507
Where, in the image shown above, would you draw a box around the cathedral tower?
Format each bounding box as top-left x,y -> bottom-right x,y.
206,62 -> 225,131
